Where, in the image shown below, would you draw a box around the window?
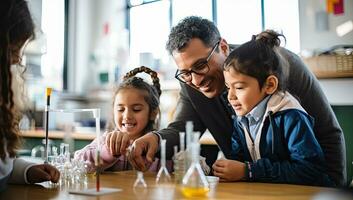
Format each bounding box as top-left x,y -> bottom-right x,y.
25,0 -> 65,109
129,1 -> 170,71
217,0 -> 262,45
41,0 -> 65,89
264,0 -> 300,53
172,0 -> 212,26
126,0 -> 301,82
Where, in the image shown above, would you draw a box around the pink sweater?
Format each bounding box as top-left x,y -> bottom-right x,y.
74,132 -> 173,173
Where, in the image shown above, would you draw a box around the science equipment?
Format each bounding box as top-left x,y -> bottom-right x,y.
134,171 -> 147,188
173,132 -> 186,183
156,139 -> 171,183
44,88 -> 52,164
181,142 -> 209,198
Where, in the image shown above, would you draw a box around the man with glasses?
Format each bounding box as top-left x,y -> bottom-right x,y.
174,40 -> 220,86
127,16 -> 346,186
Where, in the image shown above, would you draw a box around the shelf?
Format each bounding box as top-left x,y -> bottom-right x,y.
20,130 -> 96,140
303,55 -> 353,78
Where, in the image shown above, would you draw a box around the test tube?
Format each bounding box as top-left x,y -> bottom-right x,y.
179,132 -> 185,152
185,121 -> 193,150
193,131 -> 200,144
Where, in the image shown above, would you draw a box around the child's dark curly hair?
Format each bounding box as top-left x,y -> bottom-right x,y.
0,0 -> 35,161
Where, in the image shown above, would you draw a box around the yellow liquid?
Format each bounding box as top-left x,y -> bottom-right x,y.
181,187 -> 209,197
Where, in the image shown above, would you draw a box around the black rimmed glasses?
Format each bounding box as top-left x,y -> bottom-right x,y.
175,40 -> 220,83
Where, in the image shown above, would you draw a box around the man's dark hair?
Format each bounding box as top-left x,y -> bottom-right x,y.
166,16 -> 221,54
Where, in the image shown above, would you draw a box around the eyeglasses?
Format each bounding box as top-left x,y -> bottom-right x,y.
175,40 -> 220,83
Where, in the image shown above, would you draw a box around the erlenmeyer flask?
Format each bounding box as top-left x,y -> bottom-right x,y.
134,171 -> 147,188
181,142 -> 209,197
156,139 -> 171,183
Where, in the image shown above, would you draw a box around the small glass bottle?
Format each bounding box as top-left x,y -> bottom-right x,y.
181,142 -> 209,197
173,132 -> 186,183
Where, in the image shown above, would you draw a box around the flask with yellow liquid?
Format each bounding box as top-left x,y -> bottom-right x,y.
181,142 -> 209,197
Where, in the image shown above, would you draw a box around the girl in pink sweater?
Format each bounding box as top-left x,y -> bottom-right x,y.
74,66 -> 172,173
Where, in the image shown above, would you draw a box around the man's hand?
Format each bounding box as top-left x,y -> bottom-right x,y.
212,159 -> 246,181
106,130 -> 132,156
127,132 -> 159,171
26,164 -> 60,184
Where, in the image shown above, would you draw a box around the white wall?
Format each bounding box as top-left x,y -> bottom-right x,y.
299,0 -> 353,105
68,0 -> 126,94
299,0 -> 353,51
67,0 -> 94,94
319,79 -> 353,105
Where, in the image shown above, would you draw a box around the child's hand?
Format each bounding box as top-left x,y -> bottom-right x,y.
127,132 -> 159,172
212,159 -> 246,181
106,130 -> 132,156
26,164 -> 60,184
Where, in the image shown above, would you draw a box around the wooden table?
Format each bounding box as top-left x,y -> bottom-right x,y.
0,171 -> 332,200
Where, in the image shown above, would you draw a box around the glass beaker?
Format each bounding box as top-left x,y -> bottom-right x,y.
181,142 -> 209,197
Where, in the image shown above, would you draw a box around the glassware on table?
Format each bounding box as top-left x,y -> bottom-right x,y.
47,155 -> 59,188
134,171 -> 147,188
44,108 -> 102,191
156,139 -> 171,184
181,142 -> 209,198
133,171 -> 148,200
173,132 -> 187,184
206,175 -> 219,197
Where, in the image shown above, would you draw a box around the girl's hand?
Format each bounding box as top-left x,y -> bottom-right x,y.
106,130 -> 132,156
26,164 -> 60,184
212,159 -> 246,181
127,132 -> 159,172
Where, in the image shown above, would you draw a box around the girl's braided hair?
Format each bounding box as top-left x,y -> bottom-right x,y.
106,66 -> 161,133
122,66 -> 161,97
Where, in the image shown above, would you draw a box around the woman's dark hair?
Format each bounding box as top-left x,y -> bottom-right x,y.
106,66 -> 161,133
166,16 -> 221,54
223,30 -> 287,91
0,0 -> 35,161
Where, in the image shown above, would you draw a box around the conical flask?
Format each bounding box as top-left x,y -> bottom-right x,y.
181,142 -> 209,197
134,171 -> 147,188
156,139 -> 171,183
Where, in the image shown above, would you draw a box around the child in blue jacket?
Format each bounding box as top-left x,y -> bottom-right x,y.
212,30 -> 334,187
